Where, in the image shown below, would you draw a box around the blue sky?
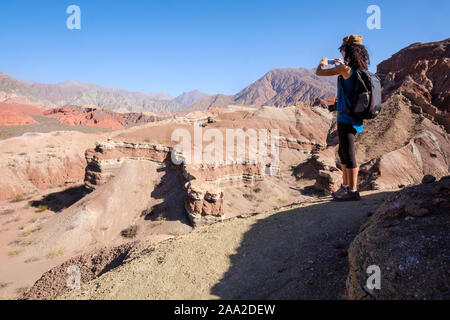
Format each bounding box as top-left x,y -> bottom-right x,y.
0,0 -> 448,96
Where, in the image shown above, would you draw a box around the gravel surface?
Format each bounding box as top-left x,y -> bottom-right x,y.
54,190 -> 394,300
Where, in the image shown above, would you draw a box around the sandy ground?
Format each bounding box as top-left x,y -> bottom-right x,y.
0,185 -> 71,299
61,189 -> 396,300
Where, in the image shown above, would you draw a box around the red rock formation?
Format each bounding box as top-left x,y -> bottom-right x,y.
43,106 -> 124,130
377,38 -> 450,131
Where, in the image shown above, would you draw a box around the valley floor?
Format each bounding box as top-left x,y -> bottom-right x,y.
59,190 -> 394,300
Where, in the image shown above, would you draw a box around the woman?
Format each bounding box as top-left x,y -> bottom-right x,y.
315,34 -> 370,201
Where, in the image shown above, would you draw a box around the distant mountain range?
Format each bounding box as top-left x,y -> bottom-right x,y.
0,72 -> 54,107
174,90 -> 210,106
22,80 -> 189,113
0,67 -> 337,113
0,73 -> 208,113
188,68 -> 337,111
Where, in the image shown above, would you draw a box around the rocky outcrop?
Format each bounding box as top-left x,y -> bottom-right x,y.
120,111 -> 167,127
84,139 -> 269,227
346,176 -> 450,299
294,147 -> 342,193
184,180 -> 225,226
377,38 -> 450,132
84,139 -> 172,189
359,129 -> 450,190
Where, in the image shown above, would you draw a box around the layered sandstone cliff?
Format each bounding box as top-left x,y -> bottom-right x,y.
377,38 -> 450,132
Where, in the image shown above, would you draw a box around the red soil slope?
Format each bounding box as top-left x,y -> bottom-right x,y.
0,103 -> 43,126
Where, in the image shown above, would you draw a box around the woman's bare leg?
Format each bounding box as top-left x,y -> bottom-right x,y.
341,164 -> 348,186
348,167 -> 359,191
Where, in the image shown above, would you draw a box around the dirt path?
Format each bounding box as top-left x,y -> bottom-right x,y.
60,190 -> 395,300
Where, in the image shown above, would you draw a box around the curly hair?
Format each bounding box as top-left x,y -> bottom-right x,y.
338,43 -> 370,70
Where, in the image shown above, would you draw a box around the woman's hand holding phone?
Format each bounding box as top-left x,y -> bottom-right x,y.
335,58 -> 345,65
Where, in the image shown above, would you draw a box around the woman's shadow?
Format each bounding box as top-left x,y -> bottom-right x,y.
210,191 -> 392,299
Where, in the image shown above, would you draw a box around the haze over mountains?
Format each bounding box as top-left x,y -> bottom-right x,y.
19,79 -> 191,114
0,67 -> 337,114
0,72 -> 54,107
0,73 -> 205,113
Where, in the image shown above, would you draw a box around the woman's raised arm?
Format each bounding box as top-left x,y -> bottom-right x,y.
315,58 -> 352,79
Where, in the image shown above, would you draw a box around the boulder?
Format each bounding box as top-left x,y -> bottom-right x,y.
346,178 -> 450,299
422,174 -> 436,184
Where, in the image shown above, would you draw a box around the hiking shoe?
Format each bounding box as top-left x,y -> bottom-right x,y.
334,190 -> 361,202
332,184 -> 349,199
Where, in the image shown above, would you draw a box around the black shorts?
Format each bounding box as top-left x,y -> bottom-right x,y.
338,122 -> 358,169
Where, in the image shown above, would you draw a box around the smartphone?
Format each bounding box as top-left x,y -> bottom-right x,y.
328,60 -> 336,65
